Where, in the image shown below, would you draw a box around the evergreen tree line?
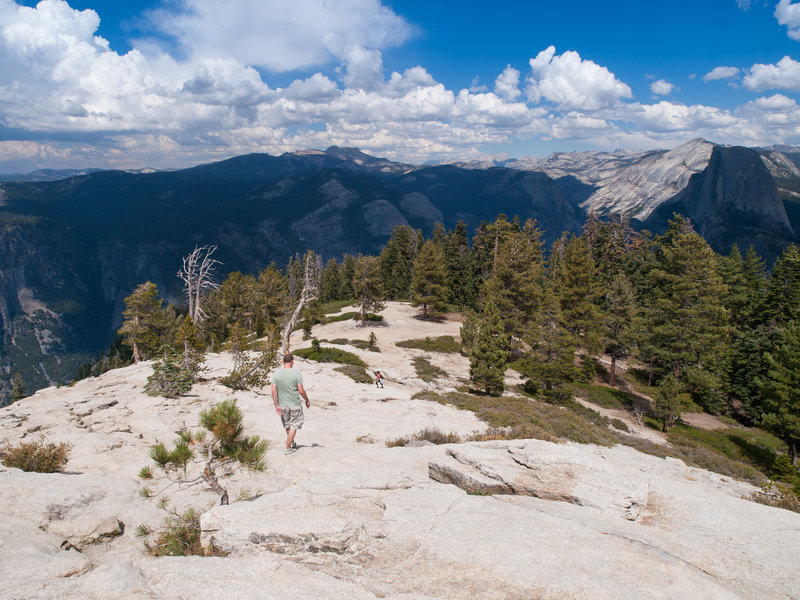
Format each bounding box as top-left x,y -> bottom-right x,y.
104,214 -> 800,463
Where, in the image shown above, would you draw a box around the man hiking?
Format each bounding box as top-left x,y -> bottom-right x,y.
271,353 -> 311,454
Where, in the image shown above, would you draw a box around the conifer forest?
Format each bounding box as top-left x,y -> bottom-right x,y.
97,213 -> 800,494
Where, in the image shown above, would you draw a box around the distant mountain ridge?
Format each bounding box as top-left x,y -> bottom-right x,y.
0,140 -> 798,401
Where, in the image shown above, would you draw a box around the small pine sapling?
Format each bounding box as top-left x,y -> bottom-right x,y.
141,399 -> 268,505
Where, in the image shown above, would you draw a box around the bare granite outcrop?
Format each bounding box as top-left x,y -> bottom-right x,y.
0,303 -> 798,599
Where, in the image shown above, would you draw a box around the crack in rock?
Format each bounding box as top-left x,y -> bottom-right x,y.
249,526 -> 366,557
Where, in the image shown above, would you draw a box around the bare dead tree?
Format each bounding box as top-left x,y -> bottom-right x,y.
178,245 -> 221,324
281,252 -> 320,353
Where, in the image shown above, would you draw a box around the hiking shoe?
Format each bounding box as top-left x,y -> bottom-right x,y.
290,442 -> 297,450
284,447 -> 297,455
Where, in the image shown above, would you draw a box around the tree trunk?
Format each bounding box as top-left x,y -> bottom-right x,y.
202,464 -> 229,505
610,355 -> 617,386
132,341 -> 141,363
282,296 -> 307,353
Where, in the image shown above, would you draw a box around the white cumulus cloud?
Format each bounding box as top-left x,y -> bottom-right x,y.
743,56 -> 800,91
149,0 -> 412,72
650,79 -> 674,96
1,0 -> 800,171
494,65 -> 521,101
703,66 -> 740,82
776,0 -> 800,40
752,93 -> 797,111
525,46 -> 632,111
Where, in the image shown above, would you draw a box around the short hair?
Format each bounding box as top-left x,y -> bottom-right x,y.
283,353 -> 294,363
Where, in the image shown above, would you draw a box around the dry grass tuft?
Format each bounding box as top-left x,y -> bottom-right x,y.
1,438 -> 71,473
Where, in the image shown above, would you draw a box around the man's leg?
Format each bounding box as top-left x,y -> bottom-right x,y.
286,427 -> 297,449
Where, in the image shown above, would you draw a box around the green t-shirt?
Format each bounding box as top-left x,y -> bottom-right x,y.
272,368 -> 304,408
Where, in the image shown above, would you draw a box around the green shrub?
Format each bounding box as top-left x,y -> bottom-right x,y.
610,418 -> 630,432
136,507 -> 225,556
412,356 -> 447,382
396,336 -> 461,354
323,311 -> 383,324
1,439 -> 71,473
335,364 -> 373,383
324,311 -> 358,323
326,337 -> 381,352
294,343 -> 367,367
145,348 -> 193,398
770,455 -> 800,489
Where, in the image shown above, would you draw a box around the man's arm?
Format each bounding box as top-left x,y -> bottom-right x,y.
297,383 -> 310,409
271,383 -> 282,414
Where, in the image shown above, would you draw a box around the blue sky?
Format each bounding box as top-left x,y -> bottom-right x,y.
1,0 -> 800,171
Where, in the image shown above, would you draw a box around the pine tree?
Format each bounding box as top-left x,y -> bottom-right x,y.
603,273 -> 637,386
443,220 -> 475,308
727,325 -> 773,422
143,399 -> 267,507
553,234 -> 604,354
637,216 -> 729,410
583,215 -> 639,285
379,225 -> 421,300
300,300 -> 324,339
652,374 -> 685,432
764,244 -> 800,326
466,292 -> 509,395
352,255 -> 385,327
742,246 -> 767,324
175,315 -> 205,376
255,265 -> 290,336
220,323 -> 280,391
145,346 -> 194,398
524,282 -> 576,398
410,240 -> 448,319
717,245 -> 751,330
319,258 -> 341,303
476,216 -> 543,339
10,373 -> 26,401
760,323 -> 800,464
227,272 -> 259,329
119,282 -> 167,362
338,254 -> 357,300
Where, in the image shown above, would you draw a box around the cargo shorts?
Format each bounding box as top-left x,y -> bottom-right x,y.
280,406 -> 304,430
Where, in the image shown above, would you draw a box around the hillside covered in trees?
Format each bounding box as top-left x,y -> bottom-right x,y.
65,212 -> 800,500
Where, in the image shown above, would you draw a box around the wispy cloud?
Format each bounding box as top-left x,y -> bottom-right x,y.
703,66 -> 740,82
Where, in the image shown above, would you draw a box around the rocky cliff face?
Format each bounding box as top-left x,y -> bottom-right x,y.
580,138 -> 715,219
2,142 -> 800,401
646,146 -> 795,262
